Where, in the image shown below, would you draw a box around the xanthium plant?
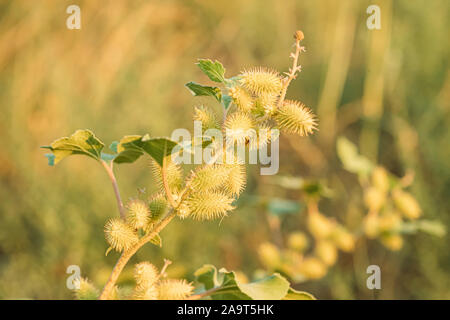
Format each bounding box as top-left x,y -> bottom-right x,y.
42,31 -> 318,300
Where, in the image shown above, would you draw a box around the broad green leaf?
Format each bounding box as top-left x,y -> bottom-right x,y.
337,137 -> 374,177
114,135 -> 144,164
398,220 -> 446,237
238,273 -> 290,300
267,198 -> 302,216
113,135 -> 180,166
196,59 -> 226,83
221,94 -> 232,110
283,288 -> 316,300
185,82 -> 222,102
194,264 -> 220,291
41,129 -> 104,165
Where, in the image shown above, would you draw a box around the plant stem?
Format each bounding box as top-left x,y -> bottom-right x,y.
99,155 -> 179,300
101,160 -> 126,220
98,210 -> 177,300
277,37 -> 303,109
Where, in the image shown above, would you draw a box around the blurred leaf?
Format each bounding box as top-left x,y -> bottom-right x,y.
185,82 -> 222,102
267,198 -> 302,216
398,220 -> 446,237
274,176 -> 305,189
337,137 -> 374,177
196,59 -> 226,83
41,129 -> 104,165
283,288 -> 316,300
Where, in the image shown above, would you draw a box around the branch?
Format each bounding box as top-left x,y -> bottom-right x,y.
277,31 -> 305,109
101,160 -> 126,220
98,209 -> 178,300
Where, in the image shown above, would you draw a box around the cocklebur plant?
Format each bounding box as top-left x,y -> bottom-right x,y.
42,31 -> 318,300
255,137 -> 445,282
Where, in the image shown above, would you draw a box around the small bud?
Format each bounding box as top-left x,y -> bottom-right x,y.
364,187 -> 386,212
294,30 -> 304,41
392,189 -> 422,220
315,241 -> 338,266
74,278 -> 99,300
258,242 -> 281,269
287,232 -> 309,252
378,211 -> 402,232
380,234 -> 404,251
299,257 -> 327,279
332,227 -> 355,252
134,262 -> 159,288
307,212 -> 334,239
372,166 -> 390,193
363,214 -> 380,239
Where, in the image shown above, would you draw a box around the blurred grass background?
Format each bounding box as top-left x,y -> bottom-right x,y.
0,0 -> 449,299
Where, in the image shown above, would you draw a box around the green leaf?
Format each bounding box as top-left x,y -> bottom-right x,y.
194,265 -> 301,300
267,198 -> 302,216
113,135 -> 144,164
196,59 -> 226,83
113,135 -> 180,166
398,220 -> 446,237
185,82 -> 222,102
41,129 -> 104,165
194,264 -> 220,291
149,234 -> 162,247
337,137 -> 374,177
283,288 -> 316,300
238,273 -> 290,300
221,94 -> 232,110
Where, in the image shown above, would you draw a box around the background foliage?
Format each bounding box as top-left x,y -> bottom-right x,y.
0,0 -> 449,299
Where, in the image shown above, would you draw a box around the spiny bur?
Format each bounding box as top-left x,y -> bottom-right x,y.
240,67 -> 283,95
134,262 -> 159,288
104,218 -> 139,252
126,199 -> 150,230
186,191 -> 234,220
74,278 -> 99,300
157,279 -> 194,300
193,105 -> 219,131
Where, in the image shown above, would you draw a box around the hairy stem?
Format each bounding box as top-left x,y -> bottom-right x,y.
101,160 -> 126,220
98,210 -> 177,300
99,155 -> 179,300
277,36 -> 303,109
